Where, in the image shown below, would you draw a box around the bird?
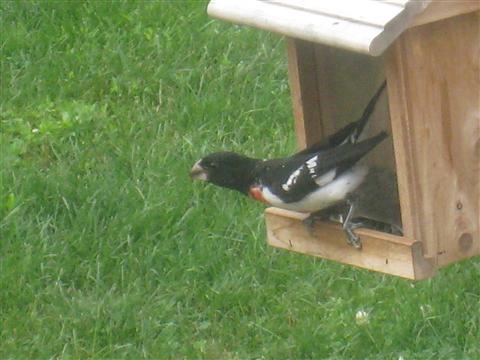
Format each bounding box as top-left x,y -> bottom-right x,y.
190,82 -> 400,248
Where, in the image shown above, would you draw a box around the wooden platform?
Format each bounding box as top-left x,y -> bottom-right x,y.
265,207 -> 437,280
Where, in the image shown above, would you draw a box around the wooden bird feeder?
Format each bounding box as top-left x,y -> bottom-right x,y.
207,0 -> 480,279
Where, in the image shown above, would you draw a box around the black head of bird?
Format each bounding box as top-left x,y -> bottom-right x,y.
190,151 -> 260,194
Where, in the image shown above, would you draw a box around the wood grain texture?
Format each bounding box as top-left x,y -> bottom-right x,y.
385,12 -> 480,265
208,0 -> 430,55
411,0 -> 479,27
286,38 -> 325,149
265,207 -> 436,279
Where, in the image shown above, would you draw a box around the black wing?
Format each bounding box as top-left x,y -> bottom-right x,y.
303,131 -> 387,178
260,132 -> 387,203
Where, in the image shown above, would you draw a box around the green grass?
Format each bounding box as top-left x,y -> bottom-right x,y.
1,1 -> 479,358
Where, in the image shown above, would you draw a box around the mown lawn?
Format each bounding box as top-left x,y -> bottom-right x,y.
1,1 -> 479,359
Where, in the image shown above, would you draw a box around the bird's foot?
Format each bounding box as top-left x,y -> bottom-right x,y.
345,227 -> 362,249
342,199 -> 362,250
343,218 -> 404,249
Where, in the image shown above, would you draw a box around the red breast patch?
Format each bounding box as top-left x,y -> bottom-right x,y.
249,186 -> 269,204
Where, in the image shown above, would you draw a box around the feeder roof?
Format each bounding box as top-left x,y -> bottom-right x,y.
207,0 -> 432,56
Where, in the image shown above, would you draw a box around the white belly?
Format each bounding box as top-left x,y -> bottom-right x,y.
262,165 -> 368,213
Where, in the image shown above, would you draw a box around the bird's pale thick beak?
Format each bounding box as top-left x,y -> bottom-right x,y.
190,161 -> 208,181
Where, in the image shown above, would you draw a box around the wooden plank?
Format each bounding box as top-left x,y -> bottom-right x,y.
286,38 -> 325,149
208,0 -> 430,55
265,207 -> 436,280
273,0 -> 405,27
411,0 -> 479,27
384,12 -> 480,266
383,47 -> 423,244
383,0 -> 411,6
208,0 -> 382,54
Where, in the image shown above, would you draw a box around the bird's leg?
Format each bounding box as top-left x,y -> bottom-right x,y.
343,199 -> 362,249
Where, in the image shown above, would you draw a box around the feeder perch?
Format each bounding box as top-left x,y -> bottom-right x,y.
207,0 -> 480,279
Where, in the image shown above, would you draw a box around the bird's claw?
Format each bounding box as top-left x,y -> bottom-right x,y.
302,205 -> 363,249
345,228 -> 362,249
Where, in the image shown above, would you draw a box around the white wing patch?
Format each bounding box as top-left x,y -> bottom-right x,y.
306,154 -> 336,186
281,154 -> 336,192
306,155 -> 318,175
314,169 -> 337,187
282,167 -> 303,192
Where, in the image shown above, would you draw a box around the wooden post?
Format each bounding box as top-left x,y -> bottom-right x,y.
286,38 -> 325,149
385,11 -> 480,265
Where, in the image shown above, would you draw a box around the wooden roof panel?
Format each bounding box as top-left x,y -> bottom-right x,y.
207,0 -> 432,56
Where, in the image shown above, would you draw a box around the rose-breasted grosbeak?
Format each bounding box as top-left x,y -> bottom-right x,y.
191,82 -> 398,248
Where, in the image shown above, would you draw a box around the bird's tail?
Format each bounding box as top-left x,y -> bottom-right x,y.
297,81 -> 388,157
326,131 -> 388,168
307,131 -> 388,180
358,130 -> 388,154
353,80 -> 387,141
328,81 -> 387,146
